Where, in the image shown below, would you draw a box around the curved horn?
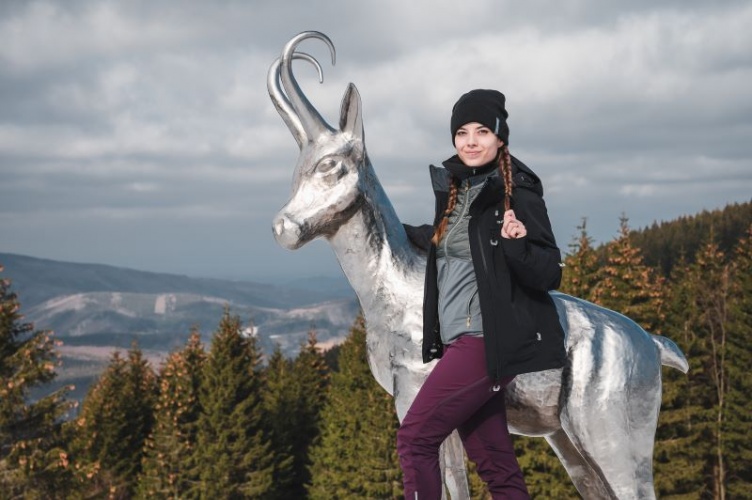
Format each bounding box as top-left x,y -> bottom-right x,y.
279,31 -> 336,144
268,52 -> 324,148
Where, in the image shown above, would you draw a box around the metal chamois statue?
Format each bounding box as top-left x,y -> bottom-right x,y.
268,31 -> 688,499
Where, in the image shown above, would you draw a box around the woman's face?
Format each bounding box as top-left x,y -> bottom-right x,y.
454,122 -> 503,167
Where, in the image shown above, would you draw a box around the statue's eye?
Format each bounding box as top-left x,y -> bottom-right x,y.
316,158 -> 339,175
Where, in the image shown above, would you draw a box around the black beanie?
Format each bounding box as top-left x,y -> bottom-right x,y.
450,89 -> 509,146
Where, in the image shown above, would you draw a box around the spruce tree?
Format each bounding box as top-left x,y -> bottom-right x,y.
0,265 -> 75,498
654,256 -> 706,496
263,327 -> 330,499
261,344 -> 296,499
307,314 -> 402,499
189,309 -> 273,498
71,342 -> 157,498
291,329 -> 329,490
655,234 -> 738,498
560,217 -> 601,301
689,237 -> 733,499
724,225 -> 752,498
592,215 -> 665,333
137,330 -> 206,499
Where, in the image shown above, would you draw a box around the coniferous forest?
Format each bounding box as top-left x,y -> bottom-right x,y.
1,201 -> 750,499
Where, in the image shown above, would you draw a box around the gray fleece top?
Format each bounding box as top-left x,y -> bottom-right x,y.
435,169 -> 497,344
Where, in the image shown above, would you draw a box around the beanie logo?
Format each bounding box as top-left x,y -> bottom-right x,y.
494,117 -> 500,135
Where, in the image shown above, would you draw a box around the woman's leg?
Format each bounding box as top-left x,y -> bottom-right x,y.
457,380 -> 530,499
397,336 -> 504,499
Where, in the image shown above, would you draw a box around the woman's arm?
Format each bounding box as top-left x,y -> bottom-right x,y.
500,189 -> 562,291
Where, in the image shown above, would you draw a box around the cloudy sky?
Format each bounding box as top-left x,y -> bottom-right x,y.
1,0 -> 750,283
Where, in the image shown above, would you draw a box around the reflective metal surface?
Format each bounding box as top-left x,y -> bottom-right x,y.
268,31 -> 688,500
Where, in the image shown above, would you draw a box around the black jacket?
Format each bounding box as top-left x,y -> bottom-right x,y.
410,155 -> 566,381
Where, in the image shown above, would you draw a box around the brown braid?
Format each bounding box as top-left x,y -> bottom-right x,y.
498,144 -> 514,211
431,177 -> 459,245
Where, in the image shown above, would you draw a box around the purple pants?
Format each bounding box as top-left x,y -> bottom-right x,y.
397,336 -> 530,499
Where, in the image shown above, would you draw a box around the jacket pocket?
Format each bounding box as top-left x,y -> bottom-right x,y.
508,304 -> 540,362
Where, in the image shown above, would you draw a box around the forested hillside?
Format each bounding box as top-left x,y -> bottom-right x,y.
1,201 -> 750,498
627,199 -> 751,277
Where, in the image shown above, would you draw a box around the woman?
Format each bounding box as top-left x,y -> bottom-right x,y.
397,89 -> 567,499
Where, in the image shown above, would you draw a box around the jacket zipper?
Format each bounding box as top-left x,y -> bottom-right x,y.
466,289 -> 478,327
444,181 -> 476,331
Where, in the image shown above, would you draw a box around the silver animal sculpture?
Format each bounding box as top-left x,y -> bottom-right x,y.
268,31 -> 689,499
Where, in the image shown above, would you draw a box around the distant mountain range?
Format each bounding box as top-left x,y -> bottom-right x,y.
0,252 -> 359,403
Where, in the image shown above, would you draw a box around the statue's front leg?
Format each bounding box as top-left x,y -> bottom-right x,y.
441,430 -> 470,500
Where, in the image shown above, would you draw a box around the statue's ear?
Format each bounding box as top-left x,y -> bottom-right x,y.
339,83 -> 364,142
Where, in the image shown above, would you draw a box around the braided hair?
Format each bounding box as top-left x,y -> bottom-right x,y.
431,178 -> 459,245
431,144 -> 514,245
499,144 -> 513,212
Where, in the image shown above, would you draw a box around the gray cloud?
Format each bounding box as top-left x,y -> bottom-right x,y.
1,0 -> 750,282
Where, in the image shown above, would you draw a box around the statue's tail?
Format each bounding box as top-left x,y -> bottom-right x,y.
651,335 -> 689,373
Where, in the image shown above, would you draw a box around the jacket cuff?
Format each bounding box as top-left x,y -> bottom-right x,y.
501,236 -> 527,258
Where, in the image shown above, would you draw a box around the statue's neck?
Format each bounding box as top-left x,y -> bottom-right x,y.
329,169 -> 419,313
327,163 -> 427,394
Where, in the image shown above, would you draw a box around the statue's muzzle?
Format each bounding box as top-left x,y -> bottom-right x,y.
272,213 -> 303,250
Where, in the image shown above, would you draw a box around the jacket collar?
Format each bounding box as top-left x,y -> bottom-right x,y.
441,155 -> 498,180
430,154 -> 542,195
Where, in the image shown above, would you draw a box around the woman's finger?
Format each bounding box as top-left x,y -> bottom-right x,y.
503,209 -> 516,222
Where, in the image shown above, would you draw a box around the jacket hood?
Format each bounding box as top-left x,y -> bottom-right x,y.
511,156 -> 544,197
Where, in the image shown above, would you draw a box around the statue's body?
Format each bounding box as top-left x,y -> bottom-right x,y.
268,31 -> 688,499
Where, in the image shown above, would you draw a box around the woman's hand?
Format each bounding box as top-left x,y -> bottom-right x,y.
501,209 -> 527,239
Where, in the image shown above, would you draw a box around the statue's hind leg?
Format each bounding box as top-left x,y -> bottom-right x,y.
545,428 -> 613,498
558,343 -> 662,499
558,401 -> 659,499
